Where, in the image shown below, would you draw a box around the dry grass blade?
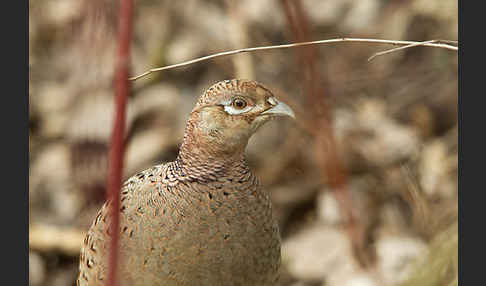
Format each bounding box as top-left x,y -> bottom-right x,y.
368,39 -> 458,61
400,222 -> 458,286
130,37 -> 458,81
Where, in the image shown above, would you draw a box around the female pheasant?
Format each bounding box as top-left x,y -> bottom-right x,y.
77,79 -> 295,285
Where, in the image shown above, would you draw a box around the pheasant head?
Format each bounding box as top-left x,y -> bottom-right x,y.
178,79 -> 295,163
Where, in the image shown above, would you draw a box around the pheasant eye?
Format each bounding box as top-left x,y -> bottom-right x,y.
232,98 -> 247,109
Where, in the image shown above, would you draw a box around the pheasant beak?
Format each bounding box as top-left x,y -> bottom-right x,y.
260,98 -> 295,119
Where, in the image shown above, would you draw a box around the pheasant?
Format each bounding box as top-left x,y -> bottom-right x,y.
77,79 -> 295,286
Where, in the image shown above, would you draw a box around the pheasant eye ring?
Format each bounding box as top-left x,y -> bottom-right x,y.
223,97 -> 252,115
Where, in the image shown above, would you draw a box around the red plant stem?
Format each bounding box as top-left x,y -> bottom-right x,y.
280,0 -> 369,268
107,0 -> 133,286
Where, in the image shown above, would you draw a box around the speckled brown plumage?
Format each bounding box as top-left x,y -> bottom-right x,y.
77,79 -> 295,286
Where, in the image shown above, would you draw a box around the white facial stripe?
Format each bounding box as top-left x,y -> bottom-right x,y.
267,97 -> 278,106
219,99 -> 232,106
224,105 -> 253,115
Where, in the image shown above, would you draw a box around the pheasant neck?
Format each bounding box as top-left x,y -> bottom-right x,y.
175,116 -> 252,178
175,131 -> 251,182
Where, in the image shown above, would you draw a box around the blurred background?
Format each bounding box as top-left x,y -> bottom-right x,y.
29,0 -> 458,285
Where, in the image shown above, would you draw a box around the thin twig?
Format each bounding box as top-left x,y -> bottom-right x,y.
130,37 -> 458,81
368,39 -> 457,61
